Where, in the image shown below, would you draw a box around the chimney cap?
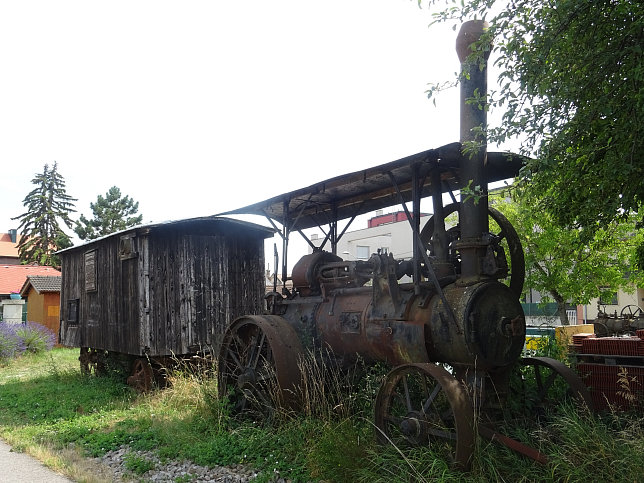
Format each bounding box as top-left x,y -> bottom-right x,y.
456,20 -> 490,63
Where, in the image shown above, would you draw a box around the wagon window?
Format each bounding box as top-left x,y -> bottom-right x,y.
67,299 -> 79,325
119,234 -> 137,260
84,250 -> 97,292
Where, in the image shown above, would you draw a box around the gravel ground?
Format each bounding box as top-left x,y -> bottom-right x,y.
97,446 -> 275,482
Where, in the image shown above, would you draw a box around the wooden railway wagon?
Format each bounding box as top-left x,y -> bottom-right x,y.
58,216 -> 274,390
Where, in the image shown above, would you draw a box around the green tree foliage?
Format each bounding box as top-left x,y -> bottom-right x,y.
493,191 -> 644,325
74,186 -> 143,240
12,162 -> 76,267
427,0 -> 644,236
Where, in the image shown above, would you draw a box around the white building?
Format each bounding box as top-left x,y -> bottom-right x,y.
308,210 -> 429,261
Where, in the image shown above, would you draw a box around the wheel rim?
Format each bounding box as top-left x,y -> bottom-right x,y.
374,363 -> 475,470
218,315 -> 304,418
420,202 -> 525,297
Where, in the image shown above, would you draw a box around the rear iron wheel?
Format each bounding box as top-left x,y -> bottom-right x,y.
127,357 -> 155,393
489,356 -> 593,424
218,315 -> 305,419
374,363 -> 475,470
79,347 -> 107,376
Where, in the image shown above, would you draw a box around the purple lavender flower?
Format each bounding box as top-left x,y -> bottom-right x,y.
0,322 -> 25,361
14,322 -> 55,354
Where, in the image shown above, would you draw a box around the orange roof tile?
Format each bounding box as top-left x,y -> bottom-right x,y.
0,265 -> 61,296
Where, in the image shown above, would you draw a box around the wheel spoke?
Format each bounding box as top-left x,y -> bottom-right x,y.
538,370 -> 559,401
427,427 -> 458,441
402,374 -> 413,412
250,331 -> 267,369
226,346 -> 245,372
422,381 -> 442,414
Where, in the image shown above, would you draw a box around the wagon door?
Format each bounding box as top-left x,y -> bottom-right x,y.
117,234 -> 141,354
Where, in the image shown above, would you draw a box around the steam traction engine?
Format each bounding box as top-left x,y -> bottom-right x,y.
217,21 -> 591,469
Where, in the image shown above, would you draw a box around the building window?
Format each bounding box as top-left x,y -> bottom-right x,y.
84,250 -> 97,292
599,289 -> 618,306
356,246 -> 370,260
67,299 -> 79,325
119,234 -> 137,260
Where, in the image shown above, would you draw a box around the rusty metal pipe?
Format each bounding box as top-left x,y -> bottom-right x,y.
456,20 -> 490,280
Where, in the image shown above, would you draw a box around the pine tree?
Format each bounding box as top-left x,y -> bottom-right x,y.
74,186 -> 143,240
12,162 -> 77,266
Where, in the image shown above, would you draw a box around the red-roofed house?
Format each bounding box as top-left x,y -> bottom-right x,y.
0,265 -> 61,325
0,265 -> 61,299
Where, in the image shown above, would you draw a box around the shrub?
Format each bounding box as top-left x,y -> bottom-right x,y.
0,322 -> 25,362
14,322 -> 55,354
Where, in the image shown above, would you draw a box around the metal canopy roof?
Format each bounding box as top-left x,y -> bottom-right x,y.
221,142 -> 524,231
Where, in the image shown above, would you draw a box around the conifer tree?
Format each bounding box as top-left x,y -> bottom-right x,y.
74,186 -> 143,240
12,162 -> 76,266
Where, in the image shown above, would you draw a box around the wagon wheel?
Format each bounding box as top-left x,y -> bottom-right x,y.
374,363 -> 475,470
79,347 -> 107,376
420,203 -> 525,297
127,357 -> 154,393
493,356 -> 593,423
218,315 -> 305,419
620,304 -> 644,319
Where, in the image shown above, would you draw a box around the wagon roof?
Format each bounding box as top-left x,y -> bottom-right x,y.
57,216 -> 275,254
219,142 -> 525,231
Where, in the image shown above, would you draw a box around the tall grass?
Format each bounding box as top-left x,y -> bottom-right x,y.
1,348 -> 643,482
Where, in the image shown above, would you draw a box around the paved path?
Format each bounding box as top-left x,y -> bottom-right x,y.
0,439 -> 73,482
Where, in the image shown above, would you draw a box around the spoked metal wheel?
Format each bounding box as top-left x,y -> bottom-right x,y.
374,363 -> 475,470
420,203 -> 525,297
218,315 -> 304,419
127,357 -> 154,393
79,347 -> 107,376
495,356 -> 593,422
620,304 -> 644,319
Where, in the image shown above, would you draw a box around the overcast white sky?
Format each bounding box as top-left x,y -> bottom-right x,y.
1,1 -> 508,267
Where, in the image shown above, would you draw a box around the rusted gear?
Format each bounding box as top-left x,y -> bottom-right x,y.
127,357 -> 154,393
218,315 -> 305,418
374,363 -> 475,471
420,203 -> 525,297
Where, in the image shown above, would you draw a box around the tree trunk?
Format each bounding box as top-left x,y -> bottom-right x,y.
551,292 -> 570,326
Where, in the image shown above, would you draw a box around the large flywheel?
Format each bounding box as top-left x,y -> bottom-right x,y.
218,315 -> 305,419
420,202 -> 525,297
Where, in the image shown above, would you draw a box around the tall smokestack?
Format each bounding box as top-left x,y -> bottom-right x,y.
456,20 -> 491,281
